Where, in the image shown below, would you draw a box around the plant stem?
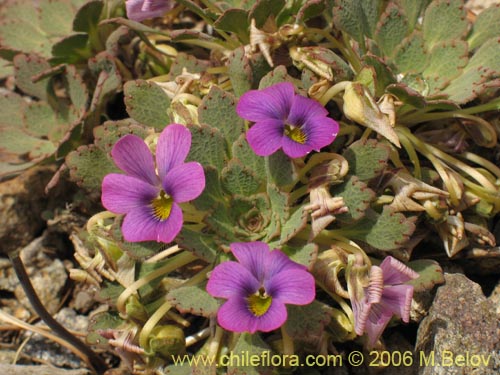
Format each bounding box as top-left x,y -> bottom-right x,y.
9,253 -> 107,374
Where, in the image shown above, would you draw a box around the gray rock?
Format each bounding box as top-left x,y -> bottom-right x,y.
0,364 -> 88,375
415,273 -> 500,375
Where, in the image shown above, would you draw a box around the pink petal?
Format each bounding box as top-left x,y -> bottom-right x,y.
380,256 -> 419,285
352,297 -> 371,336
302,116 -> 339,150
111,135 -> 158,185
102,174 -> 158,214
288,94 -> 328,125
217,297 -> 261,333
281,136 -> 313,158
365,303 -> 393,347
156,124 -> 192,181
264,249 -> 307,278
246,119 -> 284,156
162,162 -> 205,203
236,82 -> 294,122
265,268 -> 315,305
230,242 -> 269,281
121,203 -> 183,243
380,284 -> 414,322
254,300 -> 288,332
126,0 -> 172,22
207,261 -> 259,299
365,266 -> 384,304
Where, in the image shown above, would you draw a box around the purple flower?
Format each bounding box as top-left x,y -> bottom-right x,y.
350,256 -> 419,347
101,124 -> 205,243
206,242 -> 315,333
236,82 -> 339,158
126,0 -> 174,22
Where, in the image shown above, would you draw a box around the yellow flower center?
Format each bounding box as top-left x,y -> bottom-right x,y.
151,191 -> 173,221
247,287 -> 272,317
284,124 -> 307,144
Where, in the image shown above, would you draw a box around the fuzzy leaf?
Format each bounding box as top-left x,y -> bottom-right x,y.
88,53 -> 123,112
73,0 -> 103,33
392,31 -> 428,74
343,139 -> 391,181
232,134 -> 266,182
443,37 -> 500,103
214,9 -> 249,44
93,120 -> 150,154
407,259 -> 444,292
24,102 -> 57,137
374,3 -> 408,58
228,333 -> 273,375
332,176 -> 375,223
177,227 -> 218,262
0,127 -> 55,157
51,33 -> 91,65
362,54 -> 396,96
422,0 -> 468,48
124,80 -> 171,129
221,159 -> 261,196
281,242 -> 318,269
167,286 -> 220,317
13,54 -> 51,100
284,301 -> 332,339
468,5 -> 500,50
39,0 -> 75,37
249,0 -> 286,28
227,46 -> 253,97
422,40 -> 468,93
192,167 -> 225,211
0,93 -> 25,127
0,19 -> 50,57
396,0 -> 430,32
187,124 -> 228,171
258,65 -> 292,89
346,207 -> 416,250
198,86 -> 245,147
265,150 -> 295,187
333,0 -> 367,44
297,0 -> 326,24
205,203 -> 238,242
386,84 -> 426,108
65,65 -> 89,117
66,144 -> 119,192
168,52 -> 210,78
266,185 -> 289,241
280,207 -> 308,245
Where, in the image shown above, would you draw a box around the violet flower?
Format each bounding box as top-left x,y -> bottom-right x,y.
206,242 -> 315,333
101,124 -> 205,243
125,0 -> 174,22
236,82 -> 339,158
351,256 -> 419,347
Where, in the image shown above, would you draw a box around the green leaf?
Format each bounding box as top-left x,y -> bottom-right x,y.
0,20 -> 50,57
228,333 -> 273,375
205,203 -> 238,242
13,54 -> 51,100
423,0 -> 468,48
0,93 -> 25,127
168,52 -> 211,79
297,0 -> 327,24
187,124 -> 228,170
198,86 -> 245,147
24,102 -> 57,137
167,286 -> 220,317
51,33 -> 91,65
396,0 -> 431,32
214,9 -> 249,44
332,176 -> 375,223
346,207 -> 416,250
423,40 -> 468,93
343,139 -> 391,181
362,54 -> 397,97
88,53 -> 123,112
87,311 -> 124,345
232,134 -> 266,182
66,144 -> 119,192
221,159 -> 261,196
227,46 -> 253,97
65,65 -> 89,117
93,120 -> 150,154
192,167 -> 226,211
265,150 -> 295,187
39,0 -> 75,37
280,207 -> 308,245
177,227 -> 218,262
407,259 -> 444,292
249,0 -> 286,28
374,2 -> 408,58
392,31 -> 428,74
72,0 -> 104,33
284,301 -> 332,339
386,83 -> 426,108
468,5 -> 500,50
333,0 -> 370,44
0,127 -> 54,157
281,242 -> 318,268
124,80 -> 171,129
443,37 -> 500,103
